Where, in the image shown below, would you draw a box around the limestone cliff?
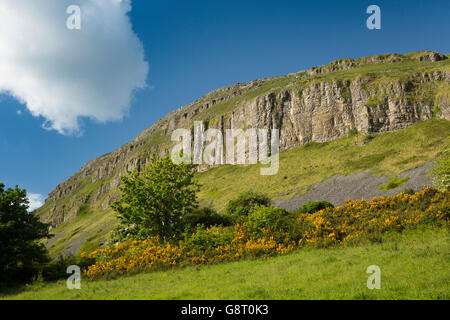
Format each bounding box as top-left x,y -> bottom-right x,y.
37,51 -> 450,229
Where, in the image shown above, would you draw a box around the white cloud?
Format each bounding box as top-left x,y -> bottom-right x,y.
0,0 -> 148,135
28,193 -> 44,212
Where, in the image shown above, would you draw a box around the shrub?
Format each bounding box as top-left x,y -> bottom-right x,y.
297,186 -> 449,247
348,127 -> 358,136
41,255 -> 95,282
225,191 -> 271,221
108,224 -> 140,245
402,188 -> 415,195
432,106 -> 441,118
247,205 -> 291,237
183,225 -> 234,252
296,201 -> 334,214
184,207 -> 231,231
86,224 -> 294,279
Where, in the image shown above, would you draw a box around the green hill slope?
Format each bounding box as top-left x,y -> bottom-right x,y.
36,50 -> 450,256
45,119 -> 449,256
4,227 -> 448,300
196,119 -> 449,209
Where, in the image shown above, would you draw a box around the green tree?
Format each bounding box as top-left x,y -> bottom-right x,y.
111,155 -> 200,241
0,183 -> 52,284
225,191 -> 271,221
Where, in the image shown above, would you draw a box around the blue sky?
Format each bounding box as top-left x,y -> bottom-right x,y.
0,0 -> 449,208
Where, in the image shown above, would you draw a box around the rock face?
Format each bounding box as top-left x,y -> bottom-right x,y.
37,51 -> 450,228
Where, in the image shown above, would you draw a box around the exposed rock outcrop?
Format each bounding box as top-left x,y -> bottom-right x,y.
37,51 -> 450,228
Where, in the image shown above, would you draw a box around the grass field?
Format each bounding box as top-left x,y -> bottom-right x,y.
3,226 -> 448,300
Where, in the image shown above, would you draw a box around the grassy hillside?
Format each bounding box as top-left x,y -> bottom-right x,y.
4,227 -> 448,300
46,208 -> 116,257
46,119 -> 450,256
197,119 -> 450,209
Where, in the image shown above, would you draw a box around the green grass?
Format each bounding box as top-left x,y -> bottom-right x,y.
46,208 -> 116,257
312,57 -> 450,82
3,227 -> 448,300
197,119 -> 450,210
365,94 -> 386,108
378,177 -> 410,190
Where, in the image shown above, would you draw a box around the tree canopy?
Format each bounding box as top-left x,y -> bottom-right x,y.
111,155 -> 200,241
0,183 -> 52,284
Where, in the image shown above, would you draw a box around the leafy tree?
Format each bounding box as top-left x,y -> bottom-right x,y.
0,183 -> 52,284
429,148 -> 450,189
111,155 -> 200,241
225,191 -> 271,221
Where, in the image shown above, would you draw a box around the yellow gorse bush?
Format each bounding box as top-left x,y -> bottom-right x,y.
85,224 -> 295,279
85,187 -> 448,279
298,186 -> 448,246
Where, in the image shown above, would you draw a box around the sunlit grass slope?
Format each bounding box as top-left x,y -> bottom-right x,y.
46,209 -> 116,257
197,119 -> 450,209
4,227 -> 449,300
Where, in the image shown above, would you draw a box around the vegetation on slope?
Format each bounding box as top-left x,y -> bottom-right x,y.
83,187 -> 449,279
36,49 -> 450,257
197,119 -> 450,210
46,208 -> 116,257
3,227 -> 448,300
44,119 -> 450,256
